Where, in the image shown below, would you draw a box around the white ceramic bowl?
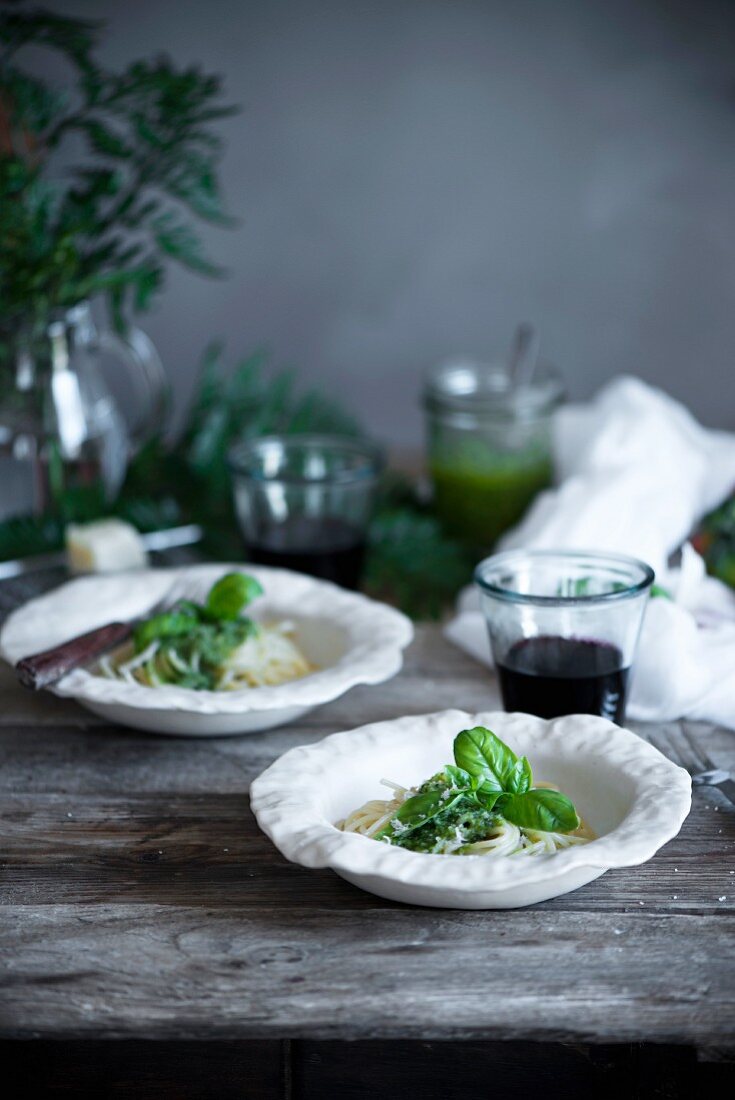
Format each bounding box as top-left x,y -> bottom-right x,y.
0,564 -> 413,736
250,709 -> 692,908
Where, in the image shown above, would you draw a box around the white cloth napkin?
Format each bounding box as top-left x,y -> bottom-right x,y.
445,376 -> 735,729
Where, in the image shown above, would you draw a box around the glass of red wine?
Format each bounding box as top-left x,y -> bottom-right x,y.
474,549 -> 654,723
228,434 -> 383,590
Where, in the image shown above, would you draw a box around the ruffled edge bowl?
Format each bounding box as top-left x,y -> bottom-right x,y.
0,564 -> 413,717
250,709 -> 692,908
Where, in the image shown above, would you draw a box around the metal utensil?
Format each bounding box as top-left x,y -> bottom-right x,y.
0,523 -> 203,581
647,726 -> 735,809
508,322 -> 540,391
15,589 -> 176,691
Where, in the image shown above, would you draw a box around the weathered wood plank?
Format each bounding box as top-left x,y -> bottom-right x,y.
1,904 -> 733,1044
0,711 -> 731,799
1,793 -> 733,913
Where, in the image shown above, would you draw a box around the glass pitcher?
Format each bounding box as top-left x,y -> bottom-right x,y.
0,302 -> 167,518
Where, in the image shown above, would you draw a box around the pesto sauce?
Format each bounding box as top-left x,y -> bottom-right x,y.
431,453 -> 552,546
143,619 -> 257,690
390,773 -> 500,854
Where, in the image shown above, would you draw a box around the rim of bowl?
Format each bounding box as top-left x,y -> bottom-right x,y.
474,548 -> 655,605
228,433 -> 385,486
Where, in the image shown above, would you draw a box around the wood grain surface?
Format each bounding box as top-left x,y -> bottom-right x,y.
1,626 -> 734,1048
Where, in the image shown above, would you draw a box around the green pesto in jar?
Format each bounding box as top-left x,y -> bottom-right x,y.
424,359 -> 562,548
431,449 -> 553,547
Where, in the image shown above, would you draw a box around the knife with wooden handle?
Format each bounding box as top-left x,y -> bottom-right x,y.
13,585 -> 176,691
15,621 -> 135,690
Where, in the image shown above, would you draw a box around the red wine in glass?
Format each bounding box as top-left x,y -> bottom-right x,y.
497,635 -> 630,722
246,516 -> 366,590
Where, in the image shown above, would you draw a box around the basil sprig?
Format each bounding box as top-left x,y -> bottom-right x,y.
134,572 -> 263,652
453,726 -> 579,833
377,726 -> 580,843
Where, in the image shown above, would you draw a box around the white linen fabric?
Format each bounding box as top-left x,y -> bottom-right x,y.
445,377 -> 735,729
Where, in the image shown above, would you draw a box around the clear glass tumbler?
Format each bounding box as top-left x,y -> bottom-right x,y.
474,549 -> 655,723
228,434 -> 383,590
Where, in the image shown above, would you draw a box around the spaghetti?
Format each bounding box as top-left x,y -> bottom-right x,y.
99,620 -> 312,691
339,724 -> 594,858
340,778 -> 593,857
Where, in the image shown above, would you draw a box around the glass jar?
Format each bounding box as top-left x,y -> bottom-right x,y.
423,359 -> 564,548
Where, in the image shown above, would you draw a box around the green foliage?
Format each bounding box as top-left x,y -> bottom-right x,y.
366,501 -> 474,620
0,8 -> 99,77
120,342 -> 369,562
693,492 -> 735,589
0,4 -> 235,341
0,510 -> 64,560
0,9 -> 476,619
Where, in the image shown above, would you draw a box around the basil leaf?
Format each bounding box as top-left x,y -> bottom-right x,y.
443,765 -> 472,790
375,789 -> 461,840
174,599 -> 208,621
474,788 -> 502,813
206,572 -> 263,620
506,756 -> 533,795
499,789 -> 580,833
133,610 -> 200,652
453,726 -> 519,791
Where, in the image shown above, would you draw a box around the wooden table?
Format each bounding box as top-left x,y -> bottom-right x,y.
1,621 -> 734,1097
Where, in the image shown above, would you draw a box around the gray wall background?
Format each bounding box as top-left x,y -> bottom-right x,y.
47,0 -> 735,443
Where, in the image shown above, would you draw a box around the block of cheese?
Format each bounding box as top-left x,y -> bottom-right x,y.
65,518 -> 149,574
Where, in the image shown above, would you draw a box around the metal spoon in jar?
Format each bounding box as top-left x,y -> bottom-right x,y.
508,322 -> 540,391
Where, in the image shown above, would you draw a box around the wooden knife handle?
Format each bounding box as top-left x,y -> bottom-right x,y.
15,621 -> 133,691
